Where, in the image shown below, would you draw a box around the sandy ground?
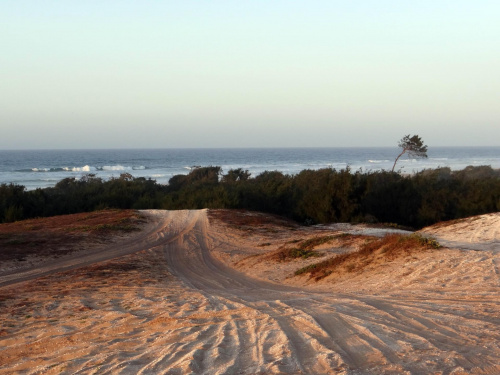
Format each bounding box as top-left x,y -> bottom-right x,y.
0,210 -> 499,374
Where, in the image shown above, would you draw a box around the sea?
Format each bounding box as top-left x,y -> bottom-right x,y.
1,147 -> 499,191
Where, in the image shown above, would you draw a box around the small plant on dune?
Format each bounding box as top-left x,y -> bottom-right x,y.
399,233 -> 441,249
288,248 -> 322,259
294,263 -> 320,275
275,235 -> 336,261
275,247 -> 320,261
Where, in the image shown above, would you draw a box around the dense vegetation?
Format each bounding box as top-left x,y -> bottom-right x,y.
1,166 -> 499,228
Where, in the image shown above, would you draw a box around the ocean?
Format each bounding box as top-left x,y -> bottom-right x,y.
1,147 -> 499,190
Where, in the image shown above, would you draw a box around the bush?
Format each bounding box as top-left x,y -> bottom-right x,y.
0,165 -> 498,228
4,205 -> 23,223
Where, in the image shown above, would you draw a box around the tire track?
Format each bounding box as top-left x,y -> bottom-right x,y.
3,209 -> 498,374
156,209 -> 500,374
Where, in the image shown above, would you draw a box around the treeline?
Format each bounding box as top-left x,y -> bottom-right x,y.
1,166 -> 499,229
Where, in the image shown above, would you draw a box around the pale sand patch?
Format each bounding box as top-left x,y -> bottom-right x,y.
0,209 -> 499,374
419,212 -> 500,251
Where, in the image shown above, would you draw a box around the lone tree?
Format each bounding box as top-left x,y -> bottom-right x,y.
392,134 -> 428,172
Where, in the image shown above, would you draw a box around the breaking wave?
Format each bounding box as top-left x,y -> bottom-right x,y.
63,165 -> 96,172
31,168 -> 51,172
28,165 -> 147,173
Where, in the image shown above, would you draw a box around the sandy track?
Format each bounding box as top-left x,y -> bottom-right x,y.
156,210 -> 500,374
1,209 -> 499,374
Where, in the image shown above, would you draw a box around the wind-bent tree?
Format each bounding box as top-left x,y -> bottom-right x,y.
392,134 -> 428,172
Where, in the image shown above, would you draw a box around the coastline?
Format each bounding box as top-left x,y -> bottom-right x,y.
1,146 -> 499,190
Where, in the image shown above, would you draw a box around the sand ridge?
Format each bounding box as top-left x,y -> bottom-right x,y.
0,209 -> 499,374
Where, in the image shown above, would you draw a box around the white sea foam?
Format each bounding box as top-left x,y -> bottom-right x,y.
63,165 -> 95,172
102,165 -> 131,171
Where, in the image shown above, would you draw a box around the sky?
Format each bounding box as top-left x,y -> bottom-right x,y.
1,1 -> 499,149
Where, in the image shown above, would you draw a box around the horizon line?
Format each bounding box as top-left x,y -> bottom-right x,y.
2,145 -> 500,152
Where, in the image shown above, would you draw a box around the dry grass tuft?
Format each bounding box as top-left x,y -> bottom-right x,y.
271,246 -> 323,261
268,235 -> 352,261
295,233 -> 441,280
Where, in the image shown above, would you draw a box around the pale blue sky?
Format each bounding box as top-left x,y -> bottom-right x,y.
1,1 -> 499,149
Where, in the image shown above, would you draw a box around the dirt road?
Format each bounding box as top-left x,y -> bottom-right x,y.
1,209 -> 499,374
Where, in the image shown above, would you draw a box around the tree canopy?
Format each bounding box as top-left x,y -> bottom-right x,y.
392,134 -> 428,172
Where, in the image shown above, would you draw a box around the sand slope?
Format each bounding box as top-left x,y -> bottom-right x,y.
1,210 -> 499,374
419,212 -> 500,251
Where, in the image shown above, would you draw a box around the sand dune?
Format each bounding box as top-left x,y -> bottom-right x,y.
419,212 -> 500,251
1,210 -> 499,374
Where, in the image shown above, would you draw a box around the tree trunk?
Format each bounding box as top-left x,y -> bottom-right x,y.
392,150 -> 406,172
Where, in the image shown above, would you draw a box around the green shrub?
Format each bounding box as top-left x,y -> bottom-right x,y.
1,165 -> 499,228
